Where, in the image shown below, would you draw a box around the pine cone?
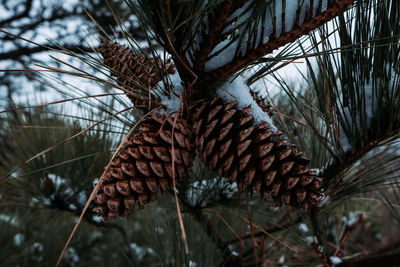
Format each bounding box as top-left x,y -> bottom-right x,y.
93,113 -> 194,220
191,97 -> 322,210
99,40 -> 175,109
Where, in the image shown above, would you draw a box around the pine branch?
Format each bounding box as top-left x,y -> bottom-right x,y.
193,1 -> 235,74
204,0 -> 355,84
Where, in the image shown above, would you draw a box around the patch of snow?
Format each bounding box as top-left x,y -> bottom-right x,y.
0,214 -> 20,226
77,191 -> 87,206
29,242 -> 44,261
330,256 -> 343,265
93,178 -> 99,187
154,226 -> 165,234
88,231 -> 102,243
317,194 -> 329,207
342,211 -> 364,227
129,243 -> 155,261
299,223 -> 309,232
14,233 -> 25,246
205,39 -> 238,72
217,76 -> 277,129
305,236 -> 315,244
63,247 -> 79,266
92,215 -> 102,223
154,71 -> 184,115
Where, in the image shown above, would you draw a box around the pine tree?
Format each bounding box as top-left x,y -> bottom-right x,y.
1,0 -> 399,266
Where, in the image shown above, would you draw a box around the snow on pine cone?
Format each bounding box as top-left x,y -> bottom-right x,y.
99,40 -> 175,109
192,97 -> 322,210
93,113 -> 194,220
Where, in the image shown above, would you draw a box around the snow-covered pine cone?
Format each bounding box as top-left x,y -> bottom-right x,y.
99,40 -> 175,109
191,97 -> 322,210
93,113 -> 194,220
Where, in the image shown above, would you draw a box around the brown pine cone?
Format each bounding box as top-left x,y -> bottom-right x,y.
191,97 -> 322,210
99,40 -> 175,109
93,113 -> 194,220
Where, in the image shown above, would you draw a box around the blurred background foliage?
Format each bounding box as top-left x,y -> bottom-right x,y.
0,0 -> 400,266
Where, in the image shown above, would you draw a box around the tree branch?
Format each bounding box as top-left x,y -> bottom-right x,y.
204,0 -> 356,84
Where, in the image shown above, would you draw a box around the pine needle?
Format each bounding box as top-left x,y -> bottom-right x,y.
55,108 -> 158,266
171,96 -> 189,254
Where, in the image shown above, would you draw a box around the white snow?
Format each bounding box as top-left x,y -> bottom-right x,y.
13,233 -> 25,246
92,215 -> 103,223
330,256 -> 343,265
217,76 -> 277,129
204,39 -> 238,72
299,223 -> 309,232
305,236 -> 316,244
63,247 -> 79,266
343,211 -> 364,227
0,214 -> 20,226
154,71 -> 184,115
129,243 -> 155,261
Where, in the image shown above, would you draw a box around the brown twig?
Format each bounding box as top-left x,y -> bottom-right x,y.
245,194 -> 259,266
170,99 -> 190,254
205,0 -> 356,84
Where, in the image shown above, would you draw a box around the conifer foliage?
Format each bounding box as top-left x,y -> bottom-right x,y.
2,0 -> 400,266
97,0 -> 357,219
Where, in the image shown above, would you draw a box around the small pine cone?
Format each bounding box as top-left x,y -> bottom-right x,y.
99,40 -> 175,109
93,113 -> 194,220
191,97 -> 322,210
